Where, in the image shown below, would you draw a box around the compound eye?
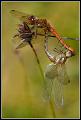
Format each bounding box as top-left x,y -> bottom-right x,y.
61,57 -> 65,62
31,16 -> 35,21
28,15 -> 35,21
66,50 -> 72,57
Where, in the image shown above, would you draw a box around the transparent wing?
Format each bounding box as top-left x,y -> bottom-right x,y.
43,63 -> 58,101
43,63 -> 64,107
47,35 -> 67,58
12,35 -> 28,49
62,37 -> 79,41
12,32 -> 43,50
15,39 -> 28,49
45,63 -> 58,80
52,77 -> 64,107
57,64 -> 70,85
10,10 -> 30,22
52,64 -> 70,107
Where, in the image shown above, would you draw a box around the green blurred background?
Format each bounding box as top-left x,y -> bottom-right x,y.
2,1 -> 79,118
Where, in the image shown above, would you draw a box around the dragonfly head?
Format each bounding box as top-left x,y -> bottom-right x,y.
55,54 -> 67,64
66,50 -> 75,58
28,15 -> 37,25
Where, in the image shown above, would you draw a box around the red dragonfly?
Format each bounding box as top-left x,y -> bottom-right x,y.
10,10 -> 78,57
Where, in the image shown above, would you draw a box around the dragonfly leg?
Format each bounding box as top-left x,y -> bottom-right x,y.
34,24 -> 37,39
13,34 -> 19,38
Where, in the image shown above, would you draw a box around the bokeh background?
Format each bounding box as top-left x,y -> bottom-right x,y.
2,1 -> 79,118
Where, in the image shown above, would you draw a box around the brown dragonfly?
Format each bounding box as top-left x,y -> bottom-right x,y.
43,34 -> 71,107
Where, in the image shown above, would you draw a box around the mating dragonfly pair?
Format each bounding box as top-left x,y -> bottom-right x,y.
10,10 -> 78,107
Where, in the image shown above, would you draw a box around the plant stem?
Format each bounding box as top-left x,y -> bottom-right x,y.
49,98 -> 56,118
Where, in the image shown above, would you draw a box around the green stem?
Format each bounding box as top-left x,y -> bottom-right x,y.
29,42 -> 44,78
49,98 -> 56,118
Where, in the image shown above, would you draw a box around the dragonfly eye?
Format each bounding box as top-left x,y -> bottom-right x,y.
55,54 -> 66,64
61,57 -> 65,62
66,50 -> 72,57
59,57 -> 66,64
28,15 -> 36,23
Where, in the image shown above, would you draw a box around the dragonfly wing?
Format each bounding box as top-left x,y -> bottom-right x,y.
12,36 -> 28,49
10,10 -> 30,22
15,39 -> 28,49
52,77 -> 64,107
62,37 -> 79,40
12,34 -> 21,43
43,63 -> 58,101
45,63 -> 58,80
43,63 -> 64,107
57,64 -> 70,85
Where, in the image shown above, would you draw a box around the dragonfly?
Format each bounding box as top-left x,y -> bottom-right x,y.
10,10 -> 78,54
10,10 -> 78,40
43,29 -> 76,106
